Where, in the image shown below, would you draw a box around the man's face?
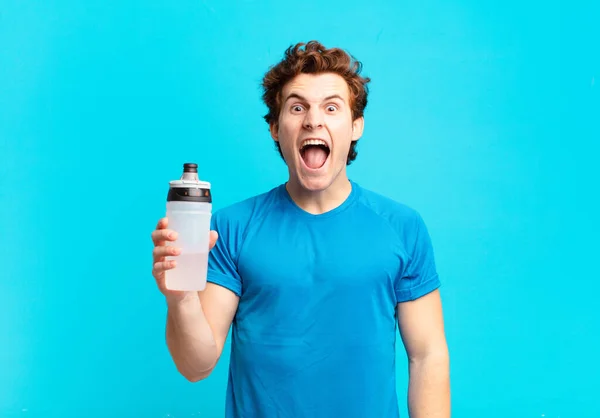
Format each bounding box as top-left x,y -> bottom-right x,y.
270,72 -> 364,193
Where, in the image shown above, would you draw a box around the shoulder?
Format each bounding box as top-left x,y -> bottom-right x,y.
211,184 -> 282,233
209,185 -> 283,264
354,182 -> 426,240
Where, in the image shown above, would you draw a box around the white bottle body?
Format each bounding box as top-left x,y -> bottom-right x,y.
165,200 -> 212,291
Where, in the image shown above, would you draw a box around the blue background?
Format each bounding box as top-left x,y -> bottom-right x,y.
1,0 -> 599,417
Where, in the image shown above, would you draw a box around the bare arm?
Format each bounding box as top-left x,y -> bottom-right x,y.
166,283 -> 239,381
397,289 -> 451,417
152,218 -> 239,382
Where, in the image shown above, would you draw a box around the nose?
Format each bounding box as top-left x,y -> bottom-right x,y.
303,108 -> 324,130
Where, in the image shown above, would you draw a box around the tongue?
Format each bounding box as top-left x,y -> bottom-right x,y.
303,146 -> 328,169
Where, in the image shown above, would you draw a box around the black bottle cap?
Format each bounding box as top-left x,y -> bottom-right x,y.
183,163 -> 198,173
167,162 -> 211,203
167,186 -> 211,203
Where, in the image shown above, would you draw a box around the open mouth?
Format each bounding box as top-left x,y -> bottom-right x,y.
300,139 -> 330,170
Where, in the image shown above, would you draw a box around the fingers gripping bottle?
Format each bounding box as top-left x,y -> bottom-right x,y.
165,163 -> 212,291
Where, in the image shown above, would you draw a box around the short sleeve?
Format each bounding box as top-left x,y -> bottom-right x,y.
395,212 -> 441,303
207,211 -> 243,297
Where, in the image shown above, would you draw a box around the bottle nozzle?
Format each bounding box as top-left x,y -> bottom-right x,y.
181,163 -> 199,181
183,163 -> 197,173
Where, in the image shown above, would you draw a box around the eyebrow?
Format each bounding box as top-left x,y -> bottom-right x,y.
284,93 -> 346,104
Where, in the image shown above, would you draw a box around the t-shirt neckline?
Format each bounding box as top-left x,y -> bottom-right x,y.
278,180 -> 359,219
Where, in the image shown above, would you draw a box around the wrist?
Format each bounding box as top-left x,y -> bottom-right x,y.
165,291 -> 199,307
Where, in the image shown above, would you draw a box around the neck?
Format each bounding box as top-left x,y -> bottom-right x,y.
285,174 -> 352,215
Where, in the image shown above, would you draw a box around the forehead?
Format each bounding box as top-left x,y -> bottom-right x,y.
281,72 -> 351,102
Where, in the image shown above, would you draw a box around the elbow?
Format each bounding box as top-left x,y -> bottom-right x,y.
183,371 -> 211,382
180,366 -> 214,382
409,347 -> 450,367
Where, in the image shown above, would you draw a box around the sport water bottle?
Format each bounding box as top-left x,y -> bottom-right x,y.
165,163 -> 212,291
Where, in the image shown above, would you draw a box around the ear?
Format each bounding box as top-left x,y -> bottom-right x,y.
270,122 -> 279,141
352,116 -> 364,141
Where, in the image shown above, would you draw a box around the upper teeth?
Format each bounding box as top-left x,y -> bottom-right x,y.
301,139 -> 328,149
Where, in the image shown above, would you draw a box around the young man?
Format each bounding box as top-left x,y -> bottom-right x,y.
151,41 -> 450,417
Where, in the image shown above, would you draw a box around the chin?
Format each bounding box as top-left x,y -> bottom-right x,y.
292,158 -> 344,193
297,175 -> 333,192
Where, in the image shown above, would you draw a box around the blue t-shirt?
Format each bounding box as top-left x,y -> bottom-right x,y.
207,180 -> 440,418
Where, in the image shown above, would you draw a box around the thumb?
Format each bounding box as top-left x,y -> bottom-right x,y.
209,230 -> 219,250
